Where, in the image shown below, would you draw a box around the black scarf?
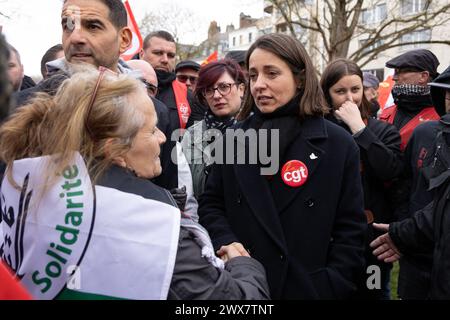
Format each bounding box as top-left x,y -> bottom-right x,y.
204,109 -> 238,133
393,94 -> 434,129
155,69 -> 176,89
250,94 -> 303,165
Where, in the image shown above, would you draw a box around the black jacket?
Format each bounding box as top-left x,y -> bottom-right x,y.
330,117 -> 403,223
325,116 -> 403,299
155,70 -> 205,134
394,116 -> 450,299
198,115 -> 366,299
390,181 -> 450,299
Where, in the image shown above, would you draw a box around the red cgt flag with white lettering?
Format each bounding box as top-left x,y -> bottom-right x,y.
121,0 -> 143,61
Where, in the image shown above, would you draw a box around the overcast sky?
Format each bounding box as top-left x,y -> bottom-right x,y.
0,0 -> 263,77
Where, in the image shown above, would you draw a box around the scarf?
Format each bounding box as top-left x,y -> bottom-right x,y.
392,84 -> 434,113
180,214 -> 225,270
204,108 -> 238,134
250,93 -> 303,168
155,69 -> 176,89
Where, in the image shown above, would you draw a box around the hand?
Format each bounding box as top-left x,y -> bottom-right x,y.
170,186 -> 187,211
370,223 -> 402,263
334,100 -> 366,134
216,242 -> 250,262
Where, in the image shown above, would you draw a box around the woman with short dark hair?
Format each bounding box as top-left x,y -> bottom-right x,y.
181,59 -> 245,199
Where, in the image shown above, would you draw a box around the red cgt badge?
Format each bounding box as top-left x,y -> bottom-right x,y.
281,160 -> 308,187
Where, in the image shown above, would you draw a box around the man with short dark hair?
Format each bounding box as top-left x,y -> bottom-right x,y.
60,0 -> 131,72
7,45 -> 24,92
14,0 -> 132,106
141,31 -> 205,132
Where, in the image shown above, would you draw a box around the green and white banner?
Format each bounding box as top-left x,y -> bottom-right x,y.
0,153 -> 180,300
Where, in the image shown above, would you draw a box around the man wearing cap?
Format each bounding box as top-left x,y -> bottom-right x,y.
372,65 -> 450,299
175,60 -> 200,92
380,49 -> 441,150
140,31 -> 205,133
363,72 -> 380,118
380,49 -> 442,300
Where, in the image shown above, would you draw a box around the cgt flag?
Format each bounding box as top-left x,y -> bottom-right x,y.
201,51 -> 218,66
121,0 -> 143,61
378,75 -> 395,110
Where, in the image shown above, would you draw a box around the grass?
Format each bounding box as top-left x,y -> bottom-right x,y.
390,262 -> 400,300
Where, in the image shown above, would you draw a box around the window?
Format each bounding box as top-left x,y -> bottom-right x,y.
259,27 -> 272,36
359,39 -> 384,54
401,0 -> 427,15
400,29 -> 431,49
232,37 -> 236,46
248,32 -> 253,43
360,4 -> 387,24
239,35 -> 243,45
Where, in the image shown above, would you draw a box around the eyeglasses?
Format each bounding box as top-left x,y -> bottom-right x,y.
141,79 -> 158,97
203,83 -> 237,99
85,66 -> 117,139
177,74 -> 198,84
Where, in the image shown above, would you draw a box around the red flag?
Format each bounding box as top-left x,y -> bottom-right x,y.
378,75 -> 395,110
121,0 -> 143,61
0,262 -> 33,300
201,51 -> 218,66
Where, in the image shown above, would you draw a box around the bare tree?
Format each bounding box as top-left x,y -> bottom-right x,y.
266,0 -> 450,69
138,3 -> 204,60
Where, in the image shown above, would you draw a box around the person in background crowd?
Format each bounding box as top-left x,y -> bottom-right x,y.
199,34 -> 366,299
371,66 -> 450,299
380,49 -> 442,300
40,44 -> 64,80
175,60 -> 200,92
225,50 -> 247,71
363,72 -> 380,118
140,31 -> 205,131
0,67 -> 270,300
7,44 -> 36,92
181,59 -> 245,199
321,58 -> 403,299
127,59 -> 158,98
380,49 -> 441,151
0,34 -> 12,122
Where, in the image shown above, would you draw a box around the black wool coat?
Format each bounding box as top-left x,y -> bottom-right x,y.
198,115 -> 367,299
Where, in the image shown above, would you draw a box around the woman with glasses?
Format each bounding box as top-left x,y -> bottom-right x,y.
181,59 -> 245,200
198,34 -> 367,299
0,66 -> 269,300
320,58 -> 403,299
